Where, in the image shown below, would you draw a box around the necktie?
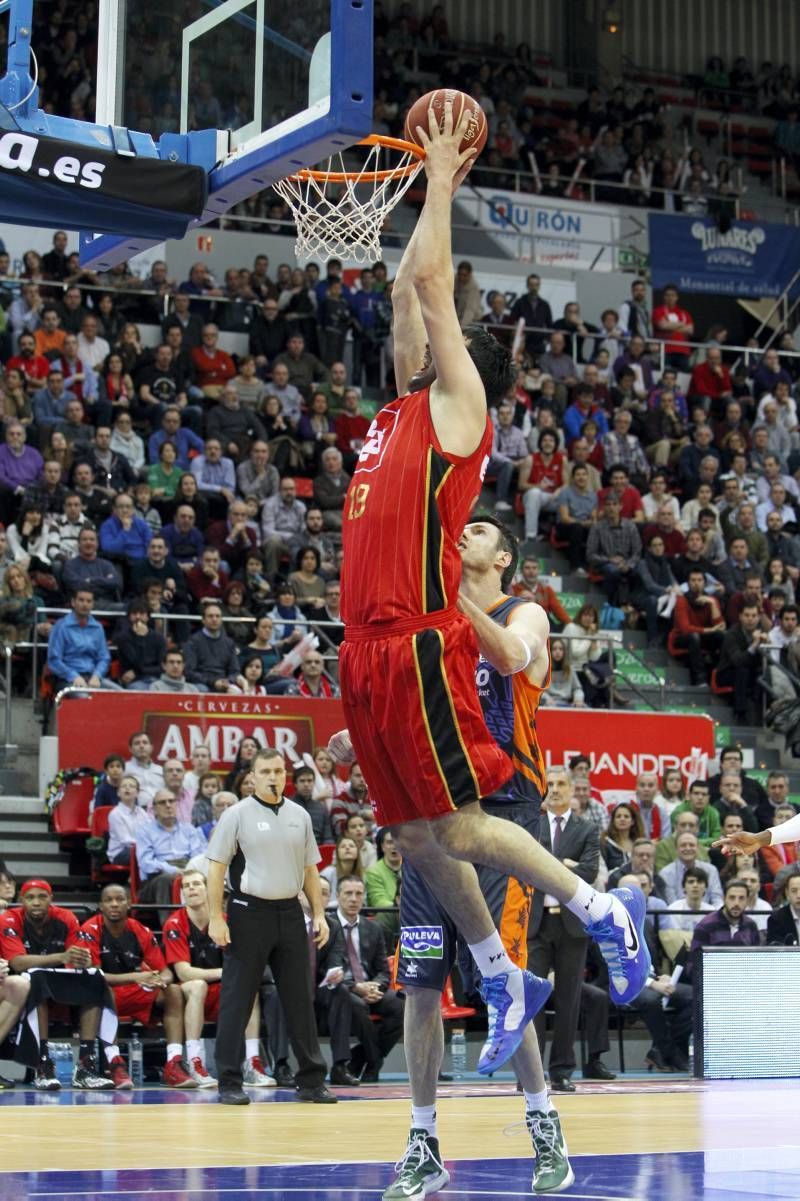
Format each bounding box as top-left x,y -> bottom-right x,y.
345,923 -> 365,983
552,815 -> 563,858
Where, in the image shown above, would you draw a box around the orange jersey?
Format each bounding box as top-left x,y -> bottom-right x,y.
341,387 -> 492,628
476,595 -> 550,805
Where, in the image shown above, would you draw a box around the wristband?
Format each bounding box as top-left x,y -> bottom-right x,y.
514,635 -> 532,674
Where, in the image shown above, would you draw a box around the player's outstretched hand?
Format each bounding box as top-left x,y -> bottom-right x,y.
328,728 -> 356,765
712,831 -> 765,857
415,97 -> 478,185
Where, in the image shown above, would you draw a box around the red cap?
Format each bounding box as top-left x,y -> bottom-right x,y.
20,879 -> 52,897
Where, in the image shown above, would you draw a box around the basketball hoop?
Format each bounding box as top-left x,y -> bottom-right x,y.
274,134 -> 426,264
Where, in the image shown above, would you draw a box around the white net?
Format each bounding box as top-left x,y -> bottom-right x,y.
274,137 -> 425,264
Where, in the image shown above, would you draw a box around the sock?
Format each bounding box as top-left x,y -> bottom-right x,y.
166,1043 -> 182,1062
468,931 -> 514,978
565,879 -> 612,926
524,1087 -> 550,1114
103,1044 -> 121,1064
411,1104 -> 437,1136
79,1040 -> 94,1062
186,1039 -> 203,1063
245,1038 -> 260,1061
39,1039 -> 49,1062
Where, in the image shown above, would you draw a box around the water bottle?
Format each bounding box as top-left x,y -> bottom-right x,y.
52,1042 -> 73,1086
450,1027 -> 467,1079
129,1033 -> 143,1086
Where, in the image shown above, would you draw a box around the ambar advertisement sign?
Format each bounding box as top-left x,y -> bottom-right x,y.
57,694 -> 715,803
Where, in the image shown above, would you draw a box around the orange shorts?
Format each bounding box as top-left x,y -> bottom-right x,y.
339,610 -> 511,827
113,983 -> 160,1024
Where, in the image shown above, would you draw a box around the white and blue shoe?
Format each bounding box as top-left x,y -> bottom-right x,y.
478,969 -> 552,1075
586,886 -> 651,1005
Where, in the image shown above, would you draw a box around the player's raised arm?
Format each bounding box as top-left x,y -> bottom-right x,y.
458,592 -> 550,677
391,223 -> 429,397
411,100 -> 492,456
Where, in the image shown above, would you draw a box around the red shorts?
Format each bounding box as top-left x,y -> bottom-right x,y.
203,982 -> 221,1022
112,983 -> 160,1024
339,609 -> 511,826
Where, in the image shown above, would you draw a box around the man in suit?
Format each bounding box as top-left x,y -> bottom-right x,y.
301,890 -> 361,1087
331,876 -> 404,1082
766,874 -> 800,946
528,767 -> 600,1091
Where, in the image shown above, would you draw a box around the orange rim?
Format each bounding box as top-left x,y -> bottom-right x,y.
287,133 -> 425,184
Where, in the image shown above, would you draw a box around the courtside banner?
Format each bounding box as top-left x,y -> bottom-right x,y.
0,129 -> 207,238
648,213 -> 800,298
57,694 -> 715,798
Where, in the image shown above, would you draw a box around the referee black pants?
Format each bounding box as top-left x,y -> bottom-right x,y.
216,895 -> 326,1090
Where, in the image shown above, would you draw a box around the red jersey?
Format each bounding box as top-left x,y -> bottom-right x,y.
652,304 -> 693,356
0,904 -> 79,962
341,387 -> 492,627
162,907 -> 224,970
77,913 -> 165,974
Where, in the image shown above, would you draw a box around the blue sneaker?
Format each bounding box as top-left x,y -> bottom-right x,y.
477,969 -> 552,1075
586,886 -> 651,1005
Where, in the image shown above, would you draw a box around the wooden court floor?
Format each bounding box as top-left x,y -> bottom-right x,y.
1,1078 -> 799,1200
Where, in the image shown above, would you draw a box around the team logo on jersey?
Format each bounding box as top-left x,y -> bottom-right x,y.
356,406 -> 400,474
403,961 -> 419,978
400,925 -> 444,959
167,928 -> 181,940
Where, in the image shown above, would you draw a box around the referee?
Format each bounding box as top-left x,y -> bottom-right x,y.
207,747 -> 336,1105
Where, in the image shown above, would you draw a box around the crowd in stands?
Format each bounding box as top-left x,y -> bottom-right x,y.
2,745 -> 798,1088
0,239 -> 798,731
29,0 -> 800,227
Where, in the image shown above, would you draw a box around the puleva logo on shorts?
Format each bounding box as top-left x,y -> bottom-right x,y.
400,925 -> 444,959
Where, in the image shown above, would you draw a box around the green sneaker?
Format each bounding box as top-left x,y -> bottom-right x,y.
527,1108 -> 575,1194
382,1128 -> 450,1201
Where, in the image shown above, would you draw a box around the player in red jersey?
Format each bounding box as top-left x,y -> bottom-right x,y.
1,878 -> 117,1090
78,883 -> 197,1089
163,869 -> 273,1088
336,99 -> 651,1080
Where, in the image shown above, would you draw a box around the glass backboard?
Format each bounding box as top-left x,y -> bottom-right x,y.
84,0 -> 373,268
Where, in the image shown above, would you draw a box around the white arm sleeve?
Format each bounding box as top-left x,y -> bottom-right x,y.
768,811 -> 800,846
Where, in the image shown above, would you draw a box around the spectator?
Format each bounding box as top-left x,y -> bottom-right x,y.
618,278 -> 651,340
658,832 -> 723,906
708,745 -> 768,814
689,879 -> 760,961
260,477 -> 308,575
183,600 -> 241,692
0,422 -> 44,526
586,495 -> 641,606
8,331 -> 50,393
517,429 -> 566,544
163,504 -> 204,571
489,401 -> 528,512
236,440 -> 280,504
602,409 -> 650,491
47,587 -> 121,693
191,324 -> 236,399
184,745 -> 213,801
509,274 -> 553,358
537,332 -> 579,410
147,407 -> 204,470
135,790 -> 206,917
670,780 -> 722,846
313,447 -> 350,532
107,776 -> 149,864
555,464 -> 597,573
272,332 -> 327,401
600,802 -> 645,871
330,764 -> 372,839
751,348 -> 792,400
717,536 -> 760,597
99,493 -> 152,564
124,731 -> 164,808
766,873 -> 800,945
753,771 -> 798,833
716,602 -> 769,722
544,638 -> 586,707
207,500 -> 259,576
711,772 -> 759,834
652,285 -> 694,371
613,334 -> 656,398
297,649 -> 338,699
190,438 -> 237,516
290,764 -> 332,845
511,556 -> 571,626
671,568 -> 725,684
663,866 -> 714,932
597,464 -> 645,523
364,828 -> 402,939
150,647 -> 200,694
562,383 -> 609,446
77,314 -> 110,371
116,597 -> 167,691
92,754 -> 126,812
320,835 -> 364,895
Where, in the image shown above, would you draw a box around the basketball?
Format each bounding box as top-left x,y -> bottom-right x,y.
404,88 -> 488,160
